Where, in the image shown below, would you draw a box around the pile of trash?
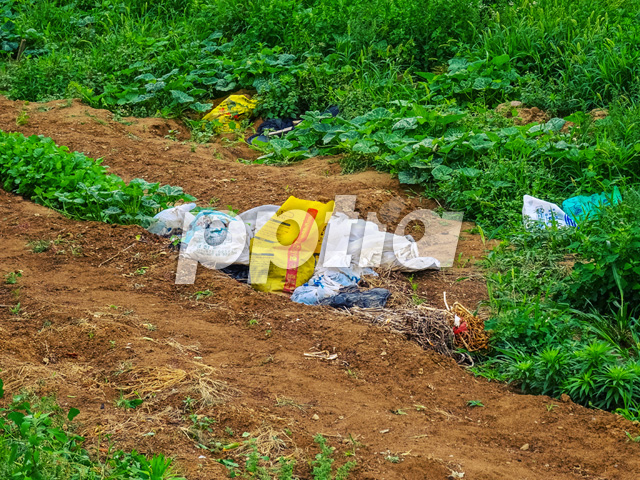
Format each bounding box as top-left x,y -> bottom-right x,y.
522,187 -> 622,229
197,91 -> 338,144
143,95 -> 489,360
147,195 -> 491,362
202,94 -> 258,132
148,196 -> 440,310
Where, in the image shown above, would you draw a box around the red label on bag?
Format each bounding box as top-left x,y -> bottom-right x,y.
283,208 -> 318,293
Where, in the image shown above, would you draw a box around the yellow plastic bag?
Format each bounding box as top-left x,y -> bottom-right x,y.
250,196 -> 335,293
202,94 -> 257,131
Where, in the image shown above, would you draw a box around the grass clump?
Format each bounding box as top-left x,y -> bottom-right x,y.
217,434 -> 355,479
0,131 -> 195,226
0,378 -> 185,480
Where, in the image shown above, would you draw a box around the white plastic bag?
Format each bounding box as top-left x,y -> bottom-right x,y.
522,195 -> 576,229
182,210 -> 249,268
238,205 -> 280,237
147,203 -> 196,236
319,213 -> 440,272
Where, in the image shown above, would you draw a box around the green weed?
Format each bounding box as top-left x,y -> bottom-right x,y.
27,239 -> 50,253
192,289 -> 214,301
115,392 -> 144,410
4,270 -> 22,284
0,379 -> 184,479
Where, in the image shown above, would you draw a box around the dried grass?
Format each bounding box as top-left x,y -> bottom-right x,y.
236,424 -> 297,459
348,305 -> 473,364
113,363 -> 239,406
164,337 -> 201,355
451,302 -> 490,352
364,269 -> 418,309
0,359 -> 95,393
92,405 -> 180,438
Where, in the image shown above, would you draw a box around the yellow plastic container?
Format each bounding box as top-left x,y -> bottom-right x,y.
250,196 -> 335,293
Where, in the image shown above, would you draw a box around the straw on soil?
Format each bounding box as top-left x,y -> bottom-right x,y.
236,424 -> 298,459
451,302 -> 490,352
349,305 -> 473,365
114,363 -> 240,406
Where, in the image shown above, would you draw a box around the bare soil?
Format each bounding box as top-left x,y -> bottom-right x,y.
1,96 -> 639,479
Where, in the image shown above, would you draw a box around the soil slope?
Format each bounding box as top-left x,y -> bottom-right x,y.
1,96 -> 639,480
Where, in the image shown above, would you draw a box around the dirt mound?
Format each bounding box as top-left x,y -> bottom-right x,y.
496,101 -> 549,125
1,96 -> 640,479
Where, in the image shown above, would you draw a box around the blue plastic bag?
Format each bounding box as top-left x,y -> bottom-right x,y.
562,187 -> 622,223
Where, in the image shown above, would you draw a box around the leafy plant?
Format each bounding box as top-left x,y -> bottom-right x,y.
4,270 -> 22,284
0,379 -> 184,479
561,190 -> 640,312
0,131 -> 195,226
311,434 -> 356,480
28,239 -> 50,253
115,392 -> 144,410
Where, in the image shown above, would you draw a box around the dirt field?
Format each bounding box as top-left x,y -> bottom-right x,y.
1,96 -> 639,479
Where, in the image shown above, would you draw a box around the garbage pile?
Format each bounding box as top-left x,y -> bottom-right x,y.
148,196 -> 441,310
522,187 -> 622,229
202,94 -> 258,132
143,94 -> 489,360
197,91 -> 340,146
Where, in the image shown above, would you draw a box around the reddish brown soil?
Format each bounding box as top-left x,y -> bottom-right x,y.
496,101 -> 550,125
1,96 -> 639,479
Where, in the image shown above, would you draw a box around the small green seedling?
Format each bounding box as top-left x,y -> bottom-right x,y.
28,240 -> 51,253
189,414 -> 215,431
625,431 -> 640,443
115,392 -> 143,410
411,294 -> 425,306
467,400 -> 485,408
4,270 -> 22,284
347,433 -> 364,456
183,396 -> 196,412
165,129 -> 180,140
192,289 -> 213,300
408,274 -> 419,292
346,369 -> 358,379
16,110 -> 29,126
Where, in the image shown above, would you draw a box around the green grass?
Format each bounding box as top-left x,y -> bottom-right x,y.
218,434 -> 355,479
0,379 -> 185,480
